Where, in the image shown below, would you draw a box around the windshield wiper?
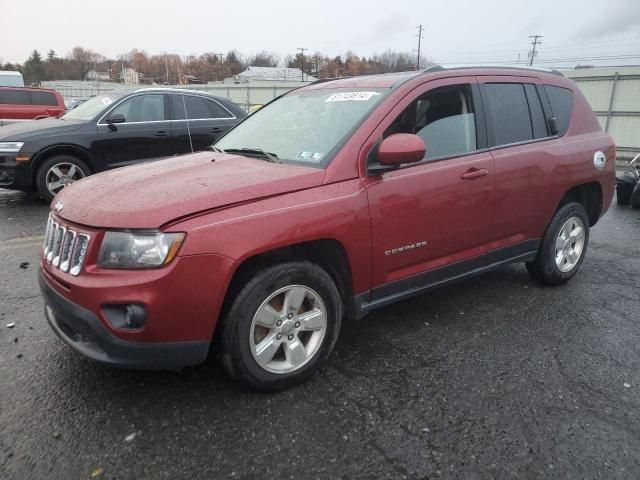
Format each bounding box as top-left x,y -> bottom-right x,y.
208,145 -> 225,153
222,148 -> 280,163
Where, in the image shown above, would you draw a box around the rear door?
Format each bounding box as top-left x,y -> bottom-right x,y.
169,93 -> 238,153
365,77 -> 495,298
29,90 -> 64,118
478,76 -> 557,257
94,93 -> 175,168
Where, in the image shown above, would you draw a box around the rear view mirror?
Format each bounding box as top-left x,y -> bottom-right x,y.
548,116 -> 559,136
368,134 -> 426,174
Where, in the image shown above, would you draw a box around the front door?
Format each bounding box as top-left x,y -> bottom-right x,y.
94,93 -> 174,168
365,78 -> 495,299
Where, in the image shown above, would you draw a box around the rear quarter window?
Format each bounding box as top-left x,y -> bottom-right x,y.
0,89 -> 30,105
544,85 -> 573,136
30,91 -> 59,106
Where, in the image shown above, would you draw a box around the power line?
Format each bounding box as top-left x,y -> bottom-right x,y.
529,35 -> 543,66
416,24 -> 424,69
297,47 -> 307,81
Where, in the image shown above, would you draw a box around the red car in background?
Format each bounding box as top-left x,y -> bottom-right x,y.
0,87 -> 65,126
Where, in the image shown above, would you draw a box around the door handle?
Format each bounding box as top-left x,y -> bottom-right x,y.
460,168 -> 489,180
154,131 -> 169,137
210,127 -> 223,133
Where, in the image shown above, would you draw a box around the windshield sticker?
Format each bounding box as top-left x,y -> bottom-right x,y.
325,92 -> 380,102
296,151 -> 326,161
102,97 -> 113,106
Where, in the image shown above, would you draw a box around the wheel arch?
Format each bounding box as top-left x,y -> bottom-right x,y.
557,181 -> 603,226
217,238 -> 356,337
31,144 -> 96,183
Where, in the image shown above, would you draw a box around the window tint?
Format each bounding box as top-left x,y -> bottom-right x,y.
109,94 -> 166,122
207,99 -> 231,118
524,84 -> 548,139
30,91 -> 58,106
0,89 -> 30,105
171,95 -> 229,120
485,83 -> 533,146
384,85 -> 477,160
544,85 -> 573,136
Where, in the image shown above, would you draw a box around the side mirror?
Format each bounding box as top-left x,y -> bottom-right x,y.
107,113 -> 126,124
369,134 -> 426,174
548,116 -> 559,136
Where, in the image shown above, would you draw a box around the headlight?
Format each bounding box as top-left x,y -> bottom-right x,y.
0,142 -> 24,153
97,231 -> 185,269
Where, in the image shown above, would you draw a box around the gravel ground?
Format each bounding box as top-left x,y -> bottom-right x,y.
1,187 -> 639,480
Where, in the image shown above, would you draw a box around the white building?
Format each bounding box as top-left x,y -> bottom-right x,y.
118,67 -> 140,85
225,66 -> 317,84
563,66 -> 640,162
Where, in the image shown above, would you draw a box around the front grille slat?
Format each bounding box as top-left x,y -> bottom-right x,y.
42,216 -> 90,277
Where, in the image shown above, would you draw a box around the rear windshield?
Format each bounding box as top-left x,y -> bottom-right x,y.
62,93 -> 124,121
216,88 -> 388,166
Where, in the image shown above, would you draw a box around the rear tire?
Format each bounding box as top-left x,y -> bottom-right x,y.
218,261 -> 342,391
35,154 -> 90,202
526,202 -> 590,286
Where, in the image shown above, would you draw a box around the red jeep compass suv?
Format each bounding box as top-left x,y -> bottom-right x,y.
39,66 -> 615,390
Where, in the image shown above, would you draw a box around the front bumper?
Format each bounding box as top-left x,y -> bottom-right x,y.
0,154 -> 32,189
39,271 -> 210,370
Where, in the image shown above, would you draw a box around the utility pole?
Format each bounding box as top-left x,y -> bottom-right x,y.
164,52 -> 169,84
528,35 -> 543,66
416,25 -> 424,70
297,47 -> 307,81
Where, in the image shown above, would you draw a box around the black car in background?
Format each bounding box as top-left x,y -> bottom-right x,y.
0,88 -> 246,200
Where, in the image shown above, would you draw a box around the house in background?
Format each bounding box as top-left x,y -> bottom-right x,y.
118,67 -> 139,85
180,74 -> 201,85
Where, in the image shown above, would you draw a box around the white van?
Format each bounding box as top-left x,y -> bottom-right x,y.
0,71 -> 25,87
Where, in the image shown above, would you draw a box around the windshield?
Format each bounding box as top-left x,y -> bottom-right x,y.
216,88 -> 387,165
61,93 -> 124,121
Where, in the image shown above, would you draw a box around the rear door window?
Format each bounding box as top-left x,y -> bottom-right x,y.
0,89 -> 30,105
30,91 -> 59,106
171,95 -> 229,120
544,85 -> 573,136
484,83 -> 533,146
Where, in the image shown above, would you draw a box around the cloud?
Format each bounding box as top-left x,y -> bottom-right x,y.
572,0 -> 640,39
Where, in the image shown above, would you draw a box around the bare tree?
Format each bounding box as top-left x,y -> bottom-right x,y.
68,46 -> 100,80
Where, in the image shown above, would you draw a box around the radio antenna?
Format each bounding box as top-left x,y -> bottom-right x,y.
181,94 -> 194,153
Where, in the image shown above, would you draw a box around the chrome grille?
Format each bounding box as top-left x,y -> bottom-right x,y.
43,214 -> 90,277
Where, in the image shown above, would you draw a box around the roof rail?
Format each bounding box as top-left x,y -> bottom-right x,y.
422,64 -> 564,77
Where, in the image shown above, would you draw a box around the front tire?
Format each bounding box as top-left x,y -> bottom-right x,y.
526,202 -> 590,286
219,261 -> 342,391
35,154 -> 90,202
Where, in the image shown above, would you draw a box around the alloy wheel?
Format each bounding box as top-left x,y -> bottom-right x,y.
249,285 -> 327,374
555,216 -> 586,272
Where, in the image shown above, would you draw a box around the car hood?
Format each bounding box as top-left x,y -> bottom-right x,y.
0,118 -> 85,140
54,151 -> 326,229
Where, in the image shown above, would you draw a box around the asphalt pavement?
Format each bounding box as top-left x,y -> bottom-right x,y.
1,187 -> 639,480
